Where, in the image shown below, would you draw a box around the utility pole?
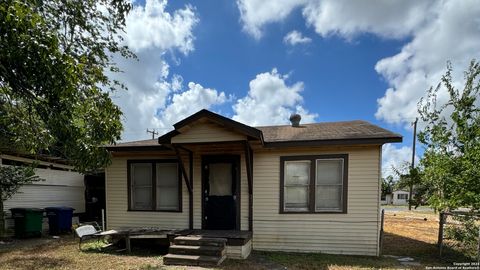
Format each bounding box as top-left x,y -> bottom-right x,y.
409,118 -> 418,211
146,129 -> 158,139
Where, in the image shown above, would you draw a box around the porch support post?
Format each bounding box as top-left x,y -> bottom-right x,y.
172,144 -> 194,229
243,141 -> 254,231
186,148 -> 193,230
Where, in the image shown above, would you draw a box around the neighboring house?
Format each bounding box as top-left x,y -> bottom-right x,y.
105,109 -> 402,257
392,190 -> 411,205
1,154 -> 85,232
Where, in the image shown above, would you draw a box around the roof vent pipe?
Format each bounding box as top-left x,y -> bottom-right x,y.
289,113 -> 301,127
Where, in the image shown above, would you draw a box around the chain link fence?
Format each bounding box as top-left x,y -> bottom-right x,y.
438,211 -> 480,261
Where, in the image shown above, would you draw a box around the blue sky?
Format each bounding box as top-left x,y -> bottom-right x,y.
113,0 -> 480,175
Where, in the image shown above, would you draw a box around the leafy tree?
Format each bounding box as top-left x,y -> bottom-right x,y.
393,164 -> 426,208
0,0 -> 134,172
0,165 -> 42,236
417,60 -> 480,212
381,175 -> 394,199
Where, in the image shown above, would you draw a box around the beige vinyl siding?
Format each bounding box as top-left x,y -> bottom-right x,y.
252,145 -> 381,256
171,122 -> 246,143
106,155 -> 190,229
106,145 -> 250,231
4,166 -> 85,213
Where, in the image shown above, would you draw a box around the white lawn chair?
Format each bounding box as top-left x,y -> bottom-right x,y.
75,225 -> 102,250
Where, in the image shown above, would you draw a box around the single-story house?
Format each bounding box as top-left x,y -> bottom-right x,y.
392,190 -> 411,205
1,153 -> 85,233
105,109 -> 402,260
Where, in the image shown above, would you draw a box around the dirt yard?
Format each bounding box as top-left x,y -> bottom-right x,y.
0,210 -> 473,270
382,209 -> 471,266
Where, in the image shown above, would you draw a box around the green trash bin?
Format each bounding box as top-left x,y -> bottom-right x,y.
10,208 -> 44,238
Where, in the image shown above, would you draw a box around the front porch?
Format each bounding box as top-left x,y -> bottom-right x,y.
166,229 -> 253,265
101,227 -> 252,265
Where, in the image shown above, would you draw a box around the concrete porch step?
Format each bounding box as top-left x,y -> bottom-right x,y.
163,253 -> 226,266
169,244 -> 225,256
173,236 -> 227,247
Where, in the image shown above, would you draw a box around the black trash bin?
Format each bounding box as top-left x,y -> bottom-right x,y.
45,207 -> 74,235
10,208 -> 44,238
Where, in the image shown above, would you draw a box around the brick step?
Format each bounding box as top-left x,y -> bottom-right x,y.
169,244 -> 225,256
173,236 -> 227,247
163,253 -> 226,266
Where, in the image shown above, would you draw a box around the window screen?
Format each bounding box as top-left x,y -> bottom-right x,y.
284,161 -> 310,211
280,154 -> 347,213
315,159 -> 343,211
130,163 -> 152,210
209,163 -> 233,196
156,163 -> 179,210
129,160 -> 180,211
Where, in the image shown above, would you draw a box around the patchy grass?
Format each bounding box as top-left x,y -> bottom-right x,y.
383,210 -> 471,267
0,236 -> 398,270
257,251 -> 398,270
0,211 -> 474,270
0,237 -> 167,270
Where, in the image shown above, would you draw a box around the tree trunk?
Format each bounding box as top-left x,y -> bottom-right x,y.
0,198 -> 4,238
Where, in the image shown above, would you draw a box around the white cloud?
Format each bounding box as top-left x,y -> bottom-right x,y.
283,30 -> 312,46
302,0 -> 434,40
108,0 -> 200,141
236,0 -> 480,129
125,0 -> 198,53
375,0 -> 480,126
233,69 -> 317,126
113,53 -> 230,140
115,1 -> 319,141
152,82 -> 229,129
237,0 -> 433,40
237,0 -> 306,39
382,144 -> 418,177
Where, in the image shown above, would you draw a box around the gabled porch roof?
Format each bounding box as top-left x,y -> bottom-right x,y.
157,109 -> 264,144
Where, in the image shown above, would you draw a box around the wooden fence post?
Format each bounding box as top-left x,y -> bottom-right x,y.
379,209 -> 385,256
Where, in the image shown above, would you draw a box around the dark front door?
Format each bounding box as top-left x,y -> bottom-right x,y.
202,155 -> 240,230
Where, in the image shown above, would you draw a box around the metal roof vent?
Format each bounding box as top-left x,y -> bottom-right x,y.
289,113 -> 301,127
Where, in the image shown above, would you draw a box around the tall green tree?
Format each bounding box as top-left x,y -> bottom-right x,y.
393,164 -> 426,208
417,60 -> 480,212
381,175 -> 394,199
0,0 -> 134,172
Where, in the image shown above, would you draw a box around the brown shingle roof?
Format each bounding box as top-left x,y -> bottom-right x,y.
105,139 -> 169,151
112,139 -> 159,147
257,120 -> 401,143
107,119 -> 401,150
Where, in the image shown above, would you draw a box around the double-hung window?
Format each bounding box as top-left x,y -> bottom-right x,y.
280,155 -> 348,213
128,160 -> 181,212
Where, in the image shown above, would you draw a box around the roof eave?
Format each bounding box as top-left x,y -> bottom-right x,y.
157,130 -> 180,144
105,145 -> 171,152
263,136 -> 403,148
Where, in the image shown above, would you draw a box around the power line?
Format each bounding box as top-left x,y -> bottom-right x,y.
146,129 -> 159,139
